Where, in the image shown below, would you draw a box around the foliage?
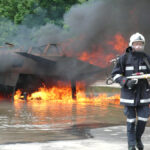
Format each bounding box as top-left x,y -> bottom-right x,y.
0,0 -> 87,45
0,18 -> 17,45
0,0 -> 37,24
0,0 -> 85,25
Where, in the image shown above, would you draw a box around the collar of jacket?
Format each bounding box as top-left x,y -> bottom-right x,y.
131,51 -> 146,58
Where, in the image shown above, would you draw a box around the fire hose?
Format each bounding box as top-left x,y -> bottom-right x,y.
106,73 -> 150,85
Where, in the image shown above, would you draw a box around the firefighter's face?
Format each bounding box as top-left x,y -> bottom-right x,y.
132,41 -> 144,51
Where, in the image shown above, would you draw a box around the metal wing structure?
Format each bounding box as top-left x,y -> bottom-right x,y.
0,44 -> 103,99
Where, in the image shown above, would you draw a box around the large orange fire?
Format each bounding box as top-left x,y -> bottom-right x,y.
61,33 -> 128,68
14,81 -> 120,107
78,33 -> 128,68
14,82 -> 120,126
14,33 -> 125,109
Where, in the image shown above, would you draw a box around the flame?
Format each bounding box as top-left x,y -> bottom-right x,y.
107,33 -> 128,54
14,81 -> 120,106
13,81 -> 121,126
12,33 -> 127,126
78,49 -> 115,68
14,90 -> 22,100
61,33 -> 127,68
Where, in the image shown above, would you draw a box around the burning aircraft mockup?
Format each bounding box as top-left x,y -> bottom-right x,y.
0,43 -> 103,100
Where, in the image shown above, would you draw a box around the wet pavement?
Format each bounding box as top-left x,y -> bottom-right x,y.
0,126 -> 150,150
0,100 -> 126,144
0,87 -> 149,149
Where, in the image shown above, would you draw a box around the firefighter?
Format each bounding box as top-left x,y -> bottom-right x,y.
112,32 -> 150,150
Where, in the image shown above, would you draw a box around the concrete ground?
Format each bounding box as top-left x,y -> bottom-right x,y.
0,126 -> 150,150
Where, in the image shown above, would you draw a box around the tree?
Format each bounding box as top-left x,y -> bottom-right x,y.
0,0 -> 38,24
0,0 -> 83,25
0,18 -> 17,45
0,0 -> 86,45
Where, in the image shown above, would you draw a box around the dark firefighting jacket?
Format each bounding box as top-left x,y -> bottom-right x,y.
112,48 -> 150,106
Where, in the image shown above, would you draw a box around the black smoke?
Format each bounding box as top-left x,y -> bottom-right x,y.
1,0 -> 150,53
0,0 -> 150,82
32,0 -> 150,55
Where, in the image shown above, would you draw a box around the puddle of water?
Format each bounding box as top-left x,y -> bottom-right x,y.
0,99 -> 124,144
0,92 -> 149,144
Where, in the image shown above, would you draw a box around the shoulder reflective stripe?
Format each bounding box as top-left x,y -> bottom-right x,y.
140,98 -> 150,103
127,118 -> 136,123
138,117 -> 148,122
125,66 -> 134,71
113,74 -> 122,81
139,66 -> 147,70
120,98 -> 134,103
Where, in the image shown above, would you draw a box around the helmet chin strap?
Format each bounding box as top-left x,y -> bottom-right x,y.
132,45 -> 144,52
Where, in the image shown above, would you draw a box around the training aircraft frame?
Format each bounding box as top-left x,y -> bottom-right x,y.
0,43 -> 103,100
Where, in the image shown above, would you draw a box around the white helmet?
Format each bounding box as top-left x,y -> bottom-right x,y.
129,32 -> 145,46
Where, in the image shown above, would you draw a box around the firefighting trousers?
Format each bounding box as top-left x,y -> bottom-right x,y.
124,105 -> 150,147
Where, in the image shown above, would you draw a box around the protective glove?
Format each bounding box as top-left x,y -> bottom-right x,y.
126,79 -> 138,89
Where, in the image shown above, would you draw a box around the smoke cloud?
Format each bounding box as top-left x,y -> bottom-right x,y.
31,0 -> 150,55
0,0 -> 150,84
1,0 -> 150,53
